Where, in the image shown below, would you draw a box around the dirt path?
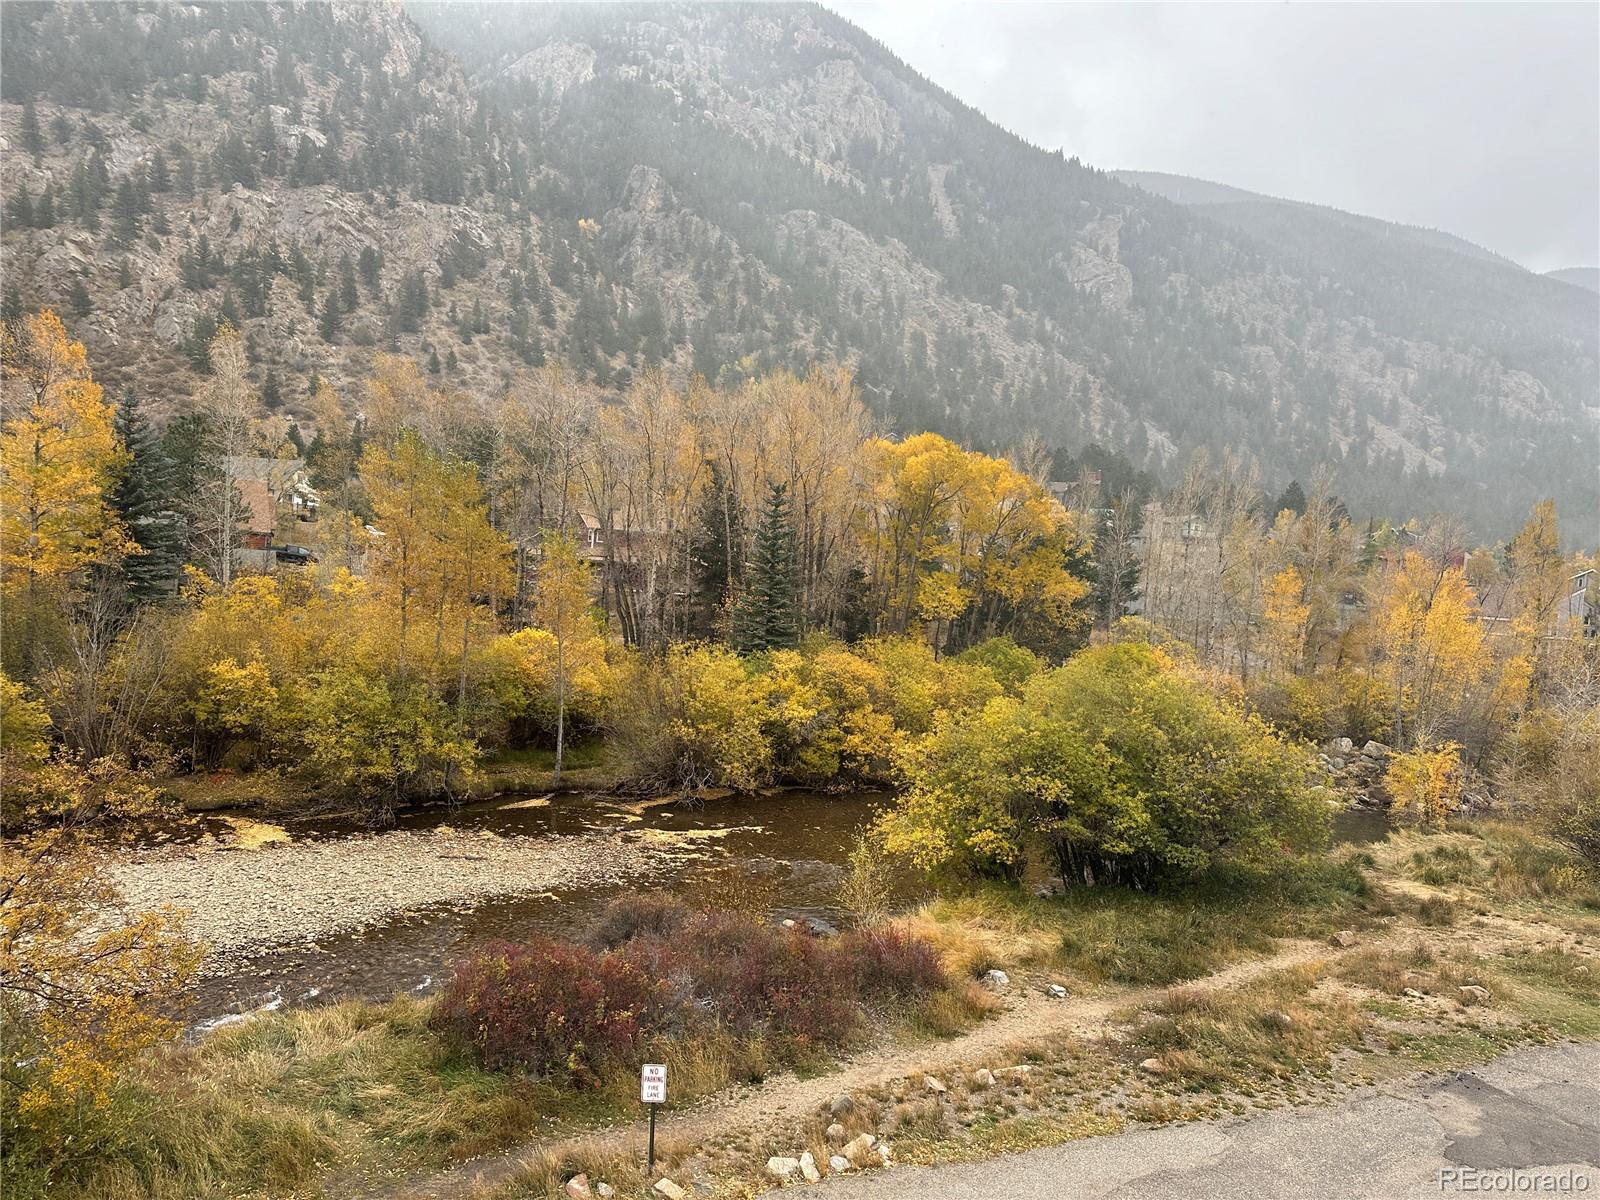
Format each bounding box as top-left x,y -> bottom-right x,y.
374,934 -> 1367,1200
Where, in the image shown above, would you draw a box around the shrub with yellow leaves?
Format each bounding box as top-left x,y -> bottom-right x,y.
1384,742 -> 1464,829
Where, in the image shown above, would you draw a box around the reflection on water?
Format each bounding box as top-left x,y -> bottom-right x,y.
188,789 -> 923,1026
185,792 -> 1391,1029
1332,806 -> 1390,846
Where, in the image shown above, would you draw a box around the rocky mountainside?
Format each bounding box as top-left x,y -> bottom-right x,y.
2,0 -> 1594,536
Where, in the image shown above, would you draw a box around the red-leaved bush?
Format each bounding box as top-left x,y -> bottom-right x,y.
432,900 -> 951,1081
429,935 -> 676,1082
836,926 -> 947,1003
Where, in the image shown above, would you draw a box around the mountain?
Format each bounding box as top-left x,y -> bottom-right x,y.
1112,170 -> 1520,269
2,0 -> 1594,537
1545,267 -> 1600,295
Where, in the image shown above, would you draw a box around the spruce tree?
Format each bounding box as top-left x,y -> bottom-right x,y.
733,481 -> 799,653
114,389 -> 184,602
691,461 -> 743,639
21,101 -> 44,161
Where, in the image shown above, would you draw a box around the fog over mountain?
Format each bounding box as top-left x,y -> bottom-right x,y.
1,0 -> 1594,538
836,1 -> 1600,276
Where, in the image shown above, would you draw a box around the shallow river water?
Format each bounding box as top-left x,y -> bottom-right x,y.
178,793 -> 1389,1031
185,789 -> 924,1028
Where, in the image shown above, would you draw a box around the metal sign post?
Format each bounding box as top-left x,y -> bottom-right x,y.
641,1063 -> 667,1174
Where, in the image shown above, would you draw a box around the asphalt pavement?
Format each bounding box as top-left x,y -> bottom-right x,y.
791,1042 -> 1599,1200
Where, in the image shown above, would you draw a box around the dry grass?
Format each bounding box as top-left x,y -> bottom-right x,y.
1127,962 -> 1366,1094
895,890 -> 1064,980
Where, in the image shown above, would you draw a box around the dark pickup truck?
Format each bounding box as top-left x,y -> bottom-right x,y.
272,544 -> 318,566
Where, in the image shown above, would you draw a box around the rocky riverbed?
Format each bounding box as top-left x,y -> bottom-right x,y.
104,823 -> 676,977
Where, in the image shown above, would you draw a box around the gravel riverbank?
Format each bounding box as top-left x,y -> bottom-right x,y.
105,826 -> 674,976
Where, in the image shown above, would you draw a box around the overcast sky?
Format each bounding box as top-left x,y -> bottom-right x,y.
831,2 -> 1598,274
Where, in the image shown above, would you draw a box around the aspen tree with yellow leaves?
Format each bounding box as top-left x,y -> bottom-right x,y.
0,311 -> 128,672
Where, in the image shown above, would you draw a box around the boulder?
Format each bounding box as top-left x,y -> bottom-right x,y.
653,1181 -> 687,1200
766,1157 -> 802,1181
565,1174 -> 592,1200
800,1151 -> 821,1183
1329,737 -> 1354,754
1044,983 -> 1069,999
1458,985 -> 1491,1005
971,1067 -> 996,1089
829,1092 -> 856,1118
826,1121 -> 847,1144
923,1074 -> 948,1095
1330,930 -> 1358,948
829,1155 -> 851,1173
981,968 -> 1011,990
842,1133 -> 878,1167
1140,1057 -> 1166,1075
1360,740 -> 1390,757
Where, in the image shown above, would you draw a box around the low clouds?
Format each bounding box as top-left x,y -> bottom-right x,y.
835,2 -> 1598,273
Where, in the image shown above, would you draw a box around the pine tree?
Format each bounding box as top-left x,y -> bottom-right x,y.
69,278 -> 92,317
733,481 -> 799,653
318,291 -> 341,341
7,187 -> 34,229
148,148 -> 171,193
113,388 -> 183,602
114,177 -> 140,243
20,100 -> 43,162
339,252 -> 359,312
691,460 -> 743,638
1273,480 -> 1308,519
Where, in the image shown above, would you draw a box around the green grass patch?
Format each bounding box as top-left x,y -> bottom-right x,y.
1051,857 -> 1377,987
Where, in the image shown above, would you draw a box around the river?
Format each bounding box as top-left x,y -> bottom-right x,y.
172,789 -> 923,1029
129,791 -> 1387,1032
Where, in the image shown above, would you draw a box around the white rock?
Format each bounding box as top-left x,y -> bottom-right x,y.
800,1151 -> 821,1183
767,1156 -> 802,1181
972,1068 -> 996,1089
923,1074 -> 947,1094
596,1185 -> 615,1199
1140,1057 -> 1166,1074
653,1180 -> 687,1200
1044,983 -> 1068,999
829,1155 -> 851,1173
826,1121 -> 847,1143
842,1133 -> 878,1166
981,968 -> 1011,989
1403,987 -> 1425,999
